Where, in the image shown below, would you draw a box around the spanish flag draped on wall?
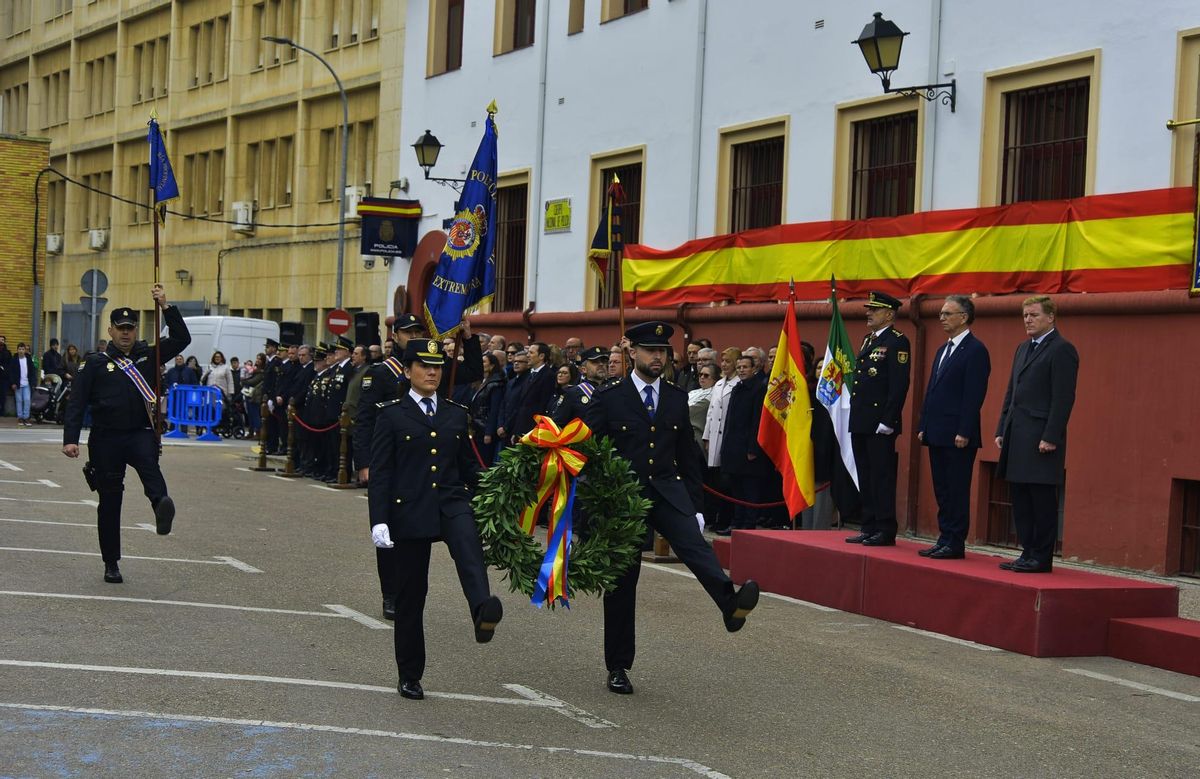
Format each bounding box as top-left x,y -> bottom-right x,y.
622,188 -> 1196,305
757,296 -> 815,517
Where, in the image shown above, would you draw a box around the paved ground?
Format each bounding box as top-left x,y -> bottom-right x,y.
0,419 -> 1198,778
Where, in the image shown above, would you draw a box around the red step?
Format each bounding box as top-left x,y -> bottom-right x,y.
1108,617 -> 1200,677
712,535 -> 730,571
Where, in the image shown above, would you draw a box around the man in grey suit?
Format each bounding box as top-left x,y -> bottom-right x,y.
994,295 -> 1079,573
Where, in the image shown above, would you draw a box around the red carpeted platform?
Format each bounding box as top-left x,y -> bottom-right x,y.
712,536 -> 730,570
727,530 -> 1179,657
1108,617 -> 1200,677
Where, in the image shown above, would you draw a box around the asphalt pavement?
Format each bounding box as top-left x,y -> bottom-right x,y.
0,420 -> 1197,778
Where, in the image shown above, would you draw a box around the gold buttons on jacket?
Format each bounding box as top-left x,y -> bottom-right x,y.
430,431 -> 438,438
431,482 -> 438,488
430,465 -> 438,472
648,458 -> 654,465
650,426 -> 656,432
649,442 -> 655,449
395,498 -> 402,503
430,448 -> 437,454
404,435 -> 411,441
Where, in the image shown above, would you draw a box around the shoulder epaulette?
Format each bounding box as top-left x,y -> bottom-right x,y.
596,379 -> 622,393
660,380 -> 685,393
891,328 -> 904,337
444,398 -> 468,410
376,398 -> 402,408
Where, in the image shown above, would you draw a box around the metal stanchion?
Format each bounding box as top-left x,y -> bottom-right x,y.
643,531 -> 679,563
333,411 -> 357,489
249,399 -> 275,472
279,401 -> 303,478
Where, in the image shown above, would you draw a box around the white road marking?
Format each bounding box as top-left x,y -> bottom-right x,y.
0,702 -> 727,777
0,478 -> 60,488
0,547 -> 242,568
0,590 -> 339,618
892,625 -> 1002,651
505,684 -> 617,729
0,496 -> 95,507
1063,668 -> 1200,703
212,556 -> 263,573
135,523 -> 156,531
40,479 -> 61,488
267,474 -> 291,482
310,484 -> 341,493
234,467 -> 252,472
0,517 -> 153,532
761,592 -> 839,613
0,459 -> 22,471
323,604 -> 391,630
357,494 -> 368,500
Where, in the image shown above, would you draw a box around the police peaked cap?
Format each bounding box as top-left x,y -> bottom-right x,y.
580,346 -> 609,362
864,291 -> 902,311
110,308 -> 138,326
335,335 -> 353,350
625,321 -> 674,347
392,313 -> 424,332
403,338 -> 445,366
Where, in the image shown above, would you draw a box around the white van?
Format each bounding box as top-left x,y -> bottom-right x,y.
181,316 -> 280,368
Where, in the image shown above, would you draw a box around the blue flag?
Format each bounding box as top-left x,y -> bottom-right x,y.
147,118 -> 179,204
423,112 -> 498,339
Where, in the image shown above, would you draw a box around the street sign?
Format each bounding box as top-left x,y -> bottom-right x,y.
544,198 -> 571,233
326,308 -> 352,336
80,269 -> 108,296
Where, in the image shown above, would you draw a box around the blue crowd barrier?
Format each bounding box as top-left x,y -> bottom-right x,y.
165,385 -> 223,441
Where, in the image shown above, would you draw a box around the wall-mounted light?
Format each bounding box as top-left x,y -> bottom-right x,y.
175,268 -> 192,284
853,12 -> 956,112
411,129 -> 466,192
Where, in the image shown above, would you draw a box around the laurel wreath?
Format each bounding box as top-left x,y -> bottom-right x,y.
472,436 -> 651,601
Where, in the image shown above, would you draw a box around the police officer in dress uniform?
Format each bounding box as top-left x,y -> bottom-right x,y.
320,336 -> 355,481
846,291 -> 912,546
585,321 -> 760,695
367,338 -> 503,701
299,345 -> 329,475
354,313 -> 426,619
62,285 -> 191,583
551,346 -> 609,427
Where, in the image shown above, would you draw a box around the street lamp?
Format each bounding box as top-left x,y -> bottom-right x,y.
411,129 -> 466,191
853,12 -> 957,112
263,35 -> 349,308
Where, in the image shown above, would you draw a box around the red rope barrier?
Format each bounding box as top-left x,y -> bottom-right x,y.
469,435 -> 488,468
702,481 -> 830,509
293,416 -> 341,434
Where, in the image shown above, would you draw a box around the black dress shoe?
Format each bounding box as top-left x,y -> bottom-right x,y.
861,533 -> 896,547
103,563 -> 123,584
473,595 -> 503,643
928,546 -> 965,560
999,556 -> 1028,571
714,527 -> 733,537
398,679 -> 424,700
607,669 -> 633,695
723,580 -> 760,632
917,544 -> 943,557
382,596 -> 396,621
153,495 -> 175,536
1010,559 -> 1053,574
845,532 -> 871,544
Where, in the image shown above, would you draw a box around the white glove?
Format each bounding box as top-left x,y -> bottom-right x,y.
267,399 -> 275,412
695,512 -> 706,533
875,423 -> 894,435
371,523 -> 394,548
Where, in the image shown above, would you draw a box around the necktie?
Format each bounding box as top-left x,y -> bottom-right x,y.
421,397 -> 435,417
642,385 -> 655,418
937,341 -> 954,376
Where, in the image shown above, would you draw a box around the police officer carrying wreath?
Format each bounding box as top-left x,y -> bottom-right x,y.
846,291 -> 912,546
367,337 -> 503,701
585,321 -> 760,695
62,284 -> 191,583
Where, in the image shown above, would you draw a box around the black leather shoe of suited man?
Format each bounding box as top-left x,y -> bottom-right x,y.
845,532 -> 871,544
103,563 -> 123,584
723,580 -> 761,632
154,496 -> 175,536
607,669 -> 634,695
473,596 -> 503,643
861,533 -> 896,547
398,679 -> 424,700
382,595 -> 396,621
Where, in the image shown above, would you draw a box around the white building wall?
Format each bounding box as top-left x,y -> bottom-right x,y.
393,0 -> 1200,313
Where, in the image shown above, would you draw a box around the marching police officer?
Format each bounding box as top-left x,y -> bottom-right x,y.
846,291 -> 912,546
551,346 -> 608,427
62,285 -> 191,583
367,337 -> 503,701
585,321 -> 760,695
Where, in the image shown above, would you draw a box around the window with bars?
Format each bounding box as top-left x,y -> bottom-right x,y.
494,183 -> 528,313
1001,78 -> 1089,204
513,0 -> 535,50
1176,480 -> 1200,578
729,136 -> 783,232
850,111 -> 917,219
595,162 -> 641,310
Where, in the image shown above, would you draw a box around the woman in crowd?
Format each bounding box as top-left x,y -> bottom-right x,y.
469,351 -> 506,465
241,353 -> 267,435
203,351 -> 235,400
63,343 -> 81,383
545,362 -> 579,421
688,364 -> 718,448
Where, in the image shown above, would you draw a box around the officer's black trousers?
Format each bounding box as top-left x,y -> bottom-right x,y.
88,428 -> 167,563
603,499 -> 734,672
851,432 -> 898,539
392,513 -> 491,682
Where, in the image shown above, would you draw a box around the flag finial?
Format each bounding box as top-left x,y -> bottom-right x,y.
486,99 -> 499,115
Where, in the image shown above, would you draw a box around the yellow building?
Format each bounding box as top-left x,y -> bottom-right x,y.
0,0 -> 402,355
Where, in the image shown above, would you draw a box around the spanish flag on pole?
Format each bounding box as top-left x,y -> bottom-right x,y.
757,294 -> 815,516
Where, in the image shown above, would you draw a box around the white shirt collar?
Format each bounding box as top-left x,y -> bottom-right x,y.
947,329 -> 970,348
1032,328 -> 1056,345
409,388 -> 436,412
872,326 -> 890,338
630,371 -> 661,398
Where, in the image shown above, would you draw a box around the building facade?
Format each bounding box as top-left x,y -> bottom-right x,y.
394,0 -> 1200,577
0,133 -> 49,349
0,0 -> 403,355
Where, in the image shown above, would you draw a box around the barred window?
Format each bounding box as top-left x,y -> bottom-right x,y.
850,111 -> 917,219
494,183 -> 528,313
729,136 -> 783,232
1001,78 -> 1089,204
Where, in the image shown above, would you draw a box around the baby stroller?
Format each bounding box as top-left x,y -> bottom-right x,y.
215,392 -> 249,439
30,375 -> 68,424
29,385 -> 51,423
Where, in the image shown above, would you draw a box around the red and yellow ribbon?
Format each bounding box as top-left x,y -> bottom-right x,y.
518,415 -> 592,606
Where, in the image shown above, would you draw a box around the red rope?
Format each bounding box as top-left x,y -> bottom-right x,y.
702,481 -> 830,509
469,435 -> 488,468
293,416 -> 341,433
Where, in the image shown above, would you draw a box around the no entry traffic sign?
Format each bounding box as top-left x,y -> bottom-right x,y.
326,308 -> 352,336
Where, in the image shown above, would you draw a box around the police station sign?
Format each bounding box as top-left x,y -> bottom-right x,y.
544,198 -> 571,233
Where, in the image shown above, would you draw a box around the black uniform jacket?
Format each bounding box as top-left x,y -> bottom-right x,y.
585,377 -> 704,517
849,326 -> 911,435
64,305 -> 191,445
550,379 -> 596,428
354,357 -> 407,465
367,394 -> 479,540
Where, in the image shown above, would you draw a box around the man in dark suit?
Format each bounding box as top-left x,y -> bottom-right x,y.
995,295 -> 1078,573
917,295 -> 991,559
586,321 -> 759,696
513,342 -> 556,437
367,337 -> 503,700
719,354 -> 772,531
847,291 -> 912,546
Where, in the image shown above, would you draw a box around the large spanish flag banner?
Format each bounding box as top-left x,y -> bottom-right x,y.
757,297 -> 815,517
623,188 -> 1197,305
